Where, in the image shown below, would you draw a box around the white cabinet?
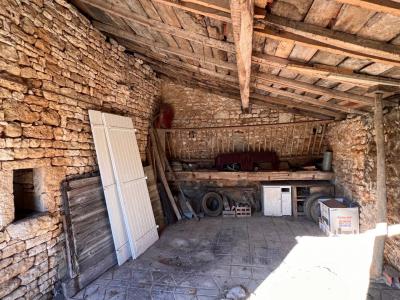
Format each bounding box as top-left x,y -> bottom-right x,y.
262,186 -> 292,216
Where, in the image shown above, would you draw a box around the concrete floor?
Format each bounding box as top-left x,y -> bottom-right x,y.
70,216 -> 400,300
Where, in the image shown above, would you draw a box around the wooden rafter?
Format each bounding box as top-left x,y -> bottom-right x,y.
152,0 -> 232,22
254,81 -> 367,115
100,24 -> 378,107
256,15 -> 400,67
252,53 -> 400,87
80,0 -> 400,88
132,48 -> 354,117
94,21 -> 237,70
80,0 -> 235,52
253,73 -> 374,105
157,68 -> 341,119
230,0 -> 254,112
335,0 -> 400,17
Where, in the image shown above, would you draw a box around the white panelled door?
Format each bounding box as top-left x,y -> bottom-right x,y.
101,112 -> 158,259
88,110 -> 131,265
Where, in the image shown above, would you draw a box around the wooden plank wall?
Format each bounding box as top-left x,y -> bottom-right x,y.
61,175 -> 117,297
160,120 -> 332,161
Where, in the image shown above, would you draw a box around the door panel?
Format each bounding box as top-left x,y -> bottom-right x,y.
102,113 -> 158,259
88,110 -> 131,265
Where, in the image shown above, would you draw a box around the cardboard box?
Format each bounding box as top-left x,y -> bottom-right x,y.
319,198 -> 359,236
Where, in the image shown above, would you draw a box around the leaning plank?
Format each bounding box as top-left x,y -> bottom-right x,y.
150,129 -> 182,220
257,15 -> 400,67
230,0 -> 254,111
335,0 -> 400,17
152,128 -> 198,220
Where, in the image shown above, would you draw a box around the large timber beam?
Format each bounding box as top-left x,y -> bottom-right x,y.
256,15 -> 400,67
335,0 -> 400,17
230,0 -> 254,112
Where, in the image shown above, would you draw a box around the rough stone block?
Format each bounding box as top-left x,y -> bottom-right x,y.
23,125 -> 54,139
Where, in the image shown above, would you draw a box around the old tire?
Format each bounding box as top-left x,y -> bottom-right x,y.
202,192 -> 223,217
305,193 -> 330,223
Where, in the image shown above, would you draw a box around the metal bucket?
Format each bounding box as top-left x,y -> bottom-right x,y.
322,151 -> 333,171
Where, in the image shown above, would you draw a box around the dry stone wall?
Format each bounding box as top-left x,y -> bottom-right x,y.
161,80 -> 314,128
326,108 -> 400,271
0,0 -> 160,298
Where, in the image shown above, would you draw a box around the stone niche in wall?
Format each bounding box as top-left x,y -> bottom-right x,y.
0,159 -> 64,230
13,168 -> 46,221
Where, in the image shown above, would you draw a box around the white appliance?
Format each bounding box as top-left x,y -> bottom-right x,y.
262,185 -> 292,216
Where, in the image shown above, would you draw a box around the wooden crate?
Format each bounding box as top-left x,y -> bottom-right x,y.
235,206 -> 251,217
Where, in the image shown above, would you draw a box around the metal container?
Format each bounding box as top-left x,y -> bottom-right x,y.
322,151 -> 333,171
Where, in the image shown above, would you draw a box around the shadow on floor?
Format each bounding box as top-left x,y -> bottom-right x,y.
69,216 -> 400,300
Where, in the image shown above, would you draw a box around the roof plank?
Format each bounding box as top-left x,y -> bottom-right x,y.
256,14 -> 400,67
335,0 -> 400,17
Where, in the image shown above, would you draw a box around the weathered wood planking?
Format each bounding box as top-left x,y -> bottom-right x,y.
166,170 -> 334,182
61,174 -> 117,298
144,165 -> 166,229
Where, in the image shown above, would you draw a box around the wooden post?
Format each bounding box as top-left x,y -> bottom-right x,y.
368,85 -> 398,278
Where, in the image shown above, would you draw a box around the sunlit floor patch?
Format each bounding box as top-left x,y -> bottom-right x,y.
69,216 -> 400,300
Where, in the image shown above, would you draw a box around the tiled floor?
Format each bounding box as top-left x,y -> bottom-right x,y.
70,216 -> 400,300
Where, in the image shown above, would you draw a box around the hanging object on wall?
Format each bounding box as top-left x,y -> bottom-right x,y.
89,110 -> 159,262
155,103 -> 174,129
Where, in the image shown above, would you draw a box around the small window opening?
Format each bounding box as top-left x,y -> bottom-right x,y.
13,168 -> 44,221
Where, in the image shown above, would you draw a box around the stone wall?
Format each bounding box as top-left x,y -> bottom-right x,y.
161,80 -> 314,129
0,0 -> 160,299
326,108 -> 400,271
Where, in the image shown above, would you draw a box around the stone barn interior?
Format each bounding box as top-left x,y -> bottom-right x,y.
1,0 -> 400,299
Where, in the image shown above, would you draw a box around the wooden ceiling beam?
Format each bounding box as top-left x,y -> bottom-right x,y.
253,73 -> 374,105
82,0 -> 400,87
80,0 -> 235,52
107,30 -> 386,109
157,68 -> 338,119
256,15 -> 400,67
94,21 -> 237,71
335,0 -> 400,17
152,0 -> 232,23
250,92 -> 342,119
130,46 -> 239,83
252,52 -> 400,87
139,53 -> 346,118
106,26 -> 376,106
230,0 -> 254,112
254,81 -> 367,115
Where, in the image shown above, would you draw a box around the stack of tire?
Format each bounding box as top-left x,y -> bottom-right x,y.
304,192 -> 333,223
